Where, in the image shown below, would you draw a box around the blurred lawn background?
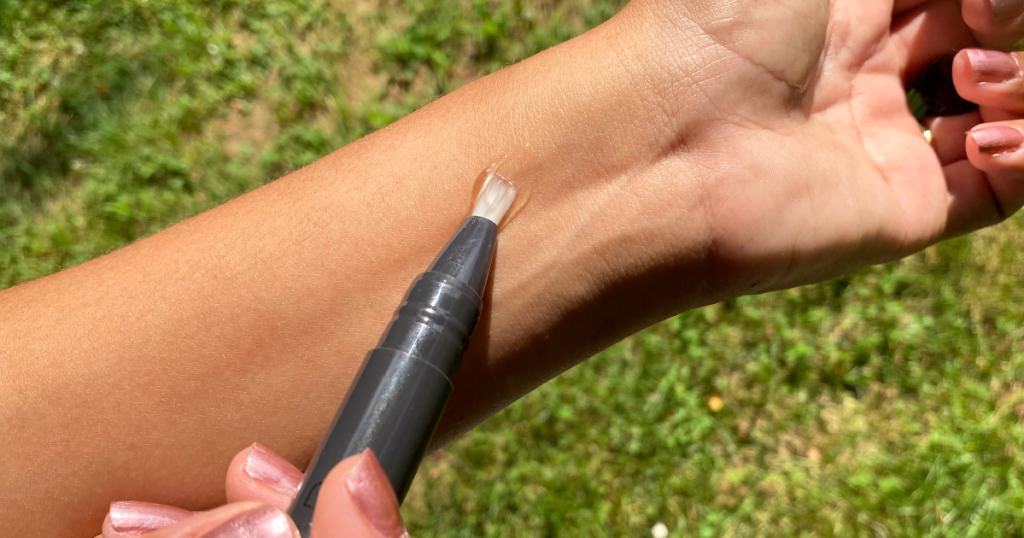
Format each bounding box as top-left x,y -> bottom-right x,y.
3,0 -> 1024,536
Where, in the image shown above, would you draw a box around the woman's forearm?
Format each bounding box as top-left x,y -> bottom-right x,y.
8,0 -> 1023,534
0,4 -> 715,535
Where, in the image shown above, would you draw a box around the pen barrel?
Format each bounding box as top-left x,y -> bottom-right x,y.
288,348 -> 452,536
377,271 -> 482,375
289,259 -> 489,536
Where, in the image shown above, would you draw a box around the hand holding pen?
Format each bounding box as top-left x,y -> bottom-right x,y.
99,444 -> 406,538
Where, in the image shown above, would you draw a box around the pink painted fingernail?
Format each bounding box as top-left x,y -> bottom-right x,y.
347,450 -> 407,538
990,0 -> 1023,21
202,506 -> 293,538
243,443 -> 304,495
108,501 -> 191,535
966,49 -> 1019,83
971,126 -> 1024,154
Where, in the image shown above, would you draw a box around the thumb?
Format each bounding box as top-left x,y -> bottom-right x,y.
310,450 -> 409,538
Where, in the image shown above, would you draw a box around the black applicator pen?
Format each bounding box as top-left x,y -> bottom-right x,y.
287,171 -> 518,536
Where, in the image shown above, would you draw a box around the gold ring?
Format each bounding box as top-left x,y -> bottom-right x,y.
920,124 -> 934,146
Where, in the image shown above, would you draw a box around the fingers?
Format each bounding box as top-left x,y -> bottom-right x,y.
101,502 -> 192,538
144,503 -> 298,538
962,0 -> 1024,48
99,447 -> 405,538
102,502 -> 297,538
952,49 -> 1024,113
942,159 -> 1004,237
966,122 -> 1024,213
310,450 -> 408,538
941,121 -> 1024,237
924,112 -> 980,165
102,443 -> 302,537
888,2 -> 1024,234
225,443 -> 304,509
891,0 -> 976,85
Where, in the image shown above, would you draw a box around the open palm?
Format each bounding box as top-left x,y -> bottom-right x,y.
630,0 -> 1024,293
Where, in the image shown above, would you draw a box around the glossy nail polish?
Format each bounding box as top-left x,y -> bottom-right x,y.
967,49 -> 1019,83
971,126 -> 1024,154
202,506 -> 293,538
989,0 -> 1023,21
244,443 -> 304,495
347,451 -> 407,538
109,501 -> 191,535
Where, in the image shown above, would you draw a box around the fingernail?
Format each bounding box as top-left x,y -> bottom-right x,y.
109,501 -> 191,535
990,0 -> 1023,21
966,49 -> 1019,83
347,450 -> 407,538
971,126 -> 1024,154
202,506 -> 293,538
244,443 -> 304,495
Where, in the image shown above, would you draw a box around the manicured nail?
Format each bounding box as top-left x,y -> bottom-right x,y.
244,443 -> 304,495
202,506 -> 293,538
966,49 -> 1019,83
347,451 -> 407,538
971,126 -> 1024,154
109,501 -> 191,535
990,0 -> 1023,21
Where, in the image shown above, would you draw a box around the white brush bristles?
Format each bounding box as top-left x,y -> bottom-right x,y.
471,173 -> 518,224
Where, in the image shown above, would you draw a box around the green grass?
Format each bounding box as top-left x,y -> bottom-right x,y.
3,1 -> 1024,536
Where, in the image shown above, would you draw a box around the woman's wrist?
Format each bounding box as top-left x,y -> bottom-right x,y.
379,3 -> 730,440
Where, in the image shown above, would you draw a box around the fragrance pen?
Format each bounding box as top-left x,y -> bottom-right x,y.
288,170 -> 518,536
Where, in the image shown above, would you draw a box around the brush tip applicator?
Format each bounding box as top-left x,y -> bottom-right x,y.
288,170 -> 517,536
472,172 -> 518,224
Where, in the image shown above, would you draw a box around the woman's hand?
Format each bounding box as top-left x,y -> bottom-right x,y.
99,445 -> 407,538
605,0 -> 1024,298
